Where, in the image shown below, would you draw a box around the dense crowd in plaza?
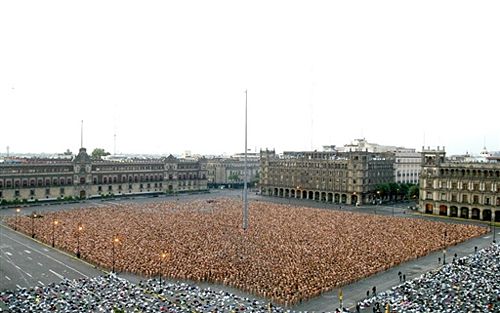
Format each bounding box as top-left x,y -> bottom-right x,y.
360,243 -> 500,312
7,198 -> 488,305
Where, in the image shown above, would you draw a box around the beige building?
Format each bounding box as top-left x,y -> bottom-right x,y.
419,147 -> 500,222
204,153 -> 260,187
0,147 -> 208,202
337,138 -> 421,184
260,149 -> 394,205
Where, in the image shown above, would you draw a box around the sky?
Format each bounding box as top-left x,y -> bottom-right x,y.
1,1 -> 499,157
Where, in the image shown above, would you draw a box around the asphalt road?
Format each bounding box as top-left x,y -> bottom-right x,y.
0,224 -> 104,291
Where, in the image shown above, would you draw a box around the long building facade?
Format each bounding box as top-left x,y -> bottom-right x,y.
259,149 -> 394,205
0,148 -> 208,202
419,147 -> 500,222
204,153 -> 260,187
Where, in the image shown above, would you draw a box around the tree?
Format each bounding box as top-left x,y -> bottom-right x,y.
228,172 -> 240,182
91,148 -> 110,160
408,184 -> 419,200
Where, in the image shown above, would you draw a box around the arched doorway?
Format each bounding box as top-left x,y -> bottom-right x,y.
290,189 -> 295,198
425,203 -> 433,214
321,192 -> 326,202
439,205 -> 447,216
450,206 -> 458,217
309,191 -> 314,200
471,208 -> 480,220
341,194 -> 347,204
351,194 -> 358,206
285,189 -> 289,197
79,190 -> 86,199
274,188 -> 278,196
495,210 -> 500,223
315,191 -> 320,201
327,193 -> 333,202
302,190 -> 307,199
334,194 -> 340,203
460,207 -> 469,218
482,209 -> 492,221
279,188 -> 284,197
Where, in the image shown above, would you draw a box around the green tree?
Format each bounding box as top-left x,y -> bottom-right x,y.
91,148 -> 110,160
228,172 -> 240,182
408,184 -> 419,200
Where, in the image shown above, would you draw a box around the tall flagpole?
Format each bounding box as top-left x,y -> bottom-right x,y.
243,90 -> 248,230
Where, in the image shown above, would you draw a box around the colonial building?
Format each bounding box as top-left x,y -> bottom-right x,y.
0,147 -> 208,202
337,138 -> 421,184
203,153 -> 260,188
259,149 -> 394,205
419,147 -> 500,222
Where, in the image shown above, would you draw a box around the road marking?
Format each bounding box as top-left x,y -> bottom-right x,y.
16,284 -> 22,289
24,249 -> 31,254
15,265 -> 21,270
38,281 -> 45,286
27,256 -> 33,261
38,262 -> 43,267
49,269 -> 64,280
5,276 -> 11,281
484,236 -> 491,239
5,251 -> 12,256
43,248 -> 49,252
3,233 -> 89,279
25,272 -> 33,278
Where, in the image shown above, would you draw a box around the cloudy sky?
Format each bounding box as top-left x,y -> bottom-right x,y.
1,1 -> 499,156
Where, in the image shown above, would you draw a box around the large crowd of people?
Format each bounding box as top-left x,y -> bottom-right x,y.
7,198 -> 488,305
359,243 -> 500,312
0,274 -> 301,312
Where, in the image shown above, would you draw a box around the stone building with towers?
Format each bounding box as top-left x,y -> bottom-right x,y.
259,149 -> 394,205
419,146 -> 500,222
0,147 -> 208,202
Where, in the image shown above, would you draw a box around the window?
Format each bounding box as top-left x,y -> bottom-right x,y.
485,197 -> 490,205
462,194 -> 468,203
30,189 -> 35,196
45,188 -> 50,195
118,185 -> 122,190
451,194 -> 457,202
0,191 -> 2,198
473,195 -> 479,204
441,193 -> 446,201
60,188 -> 65,195
129,184 -> 132,190
15,190 -> 20,197
98,186 -> 102,192
426,192 -> 432,200
108,185 -> 112,191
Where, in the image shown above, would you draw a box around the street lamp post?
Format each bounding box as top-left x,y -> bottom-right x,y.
112,237 -> 119,273
492,212 -> 496,244
160,252 -> 167,288
15,208 -> 20,231
76,223 -> 83,258
52,219 -> 59,247
31,213 -> 37,238
443,230 -> 447,265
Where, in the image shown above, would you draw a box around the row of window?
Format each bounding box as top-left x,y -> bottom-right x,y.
0,178 -> 73,189
426,192 -> 500,205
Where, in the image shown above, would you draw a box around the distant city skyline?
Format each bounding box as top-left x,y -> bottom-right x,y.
1,1 -> 499,156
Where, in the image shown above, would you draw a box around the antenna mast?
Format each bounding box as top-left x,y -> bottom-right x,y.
243,90 -> 248,230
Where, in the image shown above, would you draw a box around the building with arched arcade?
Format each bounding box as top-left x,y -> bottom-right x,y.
419,147 -> 500,222
259,149 -> 394,205
0,147 -> 208,202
